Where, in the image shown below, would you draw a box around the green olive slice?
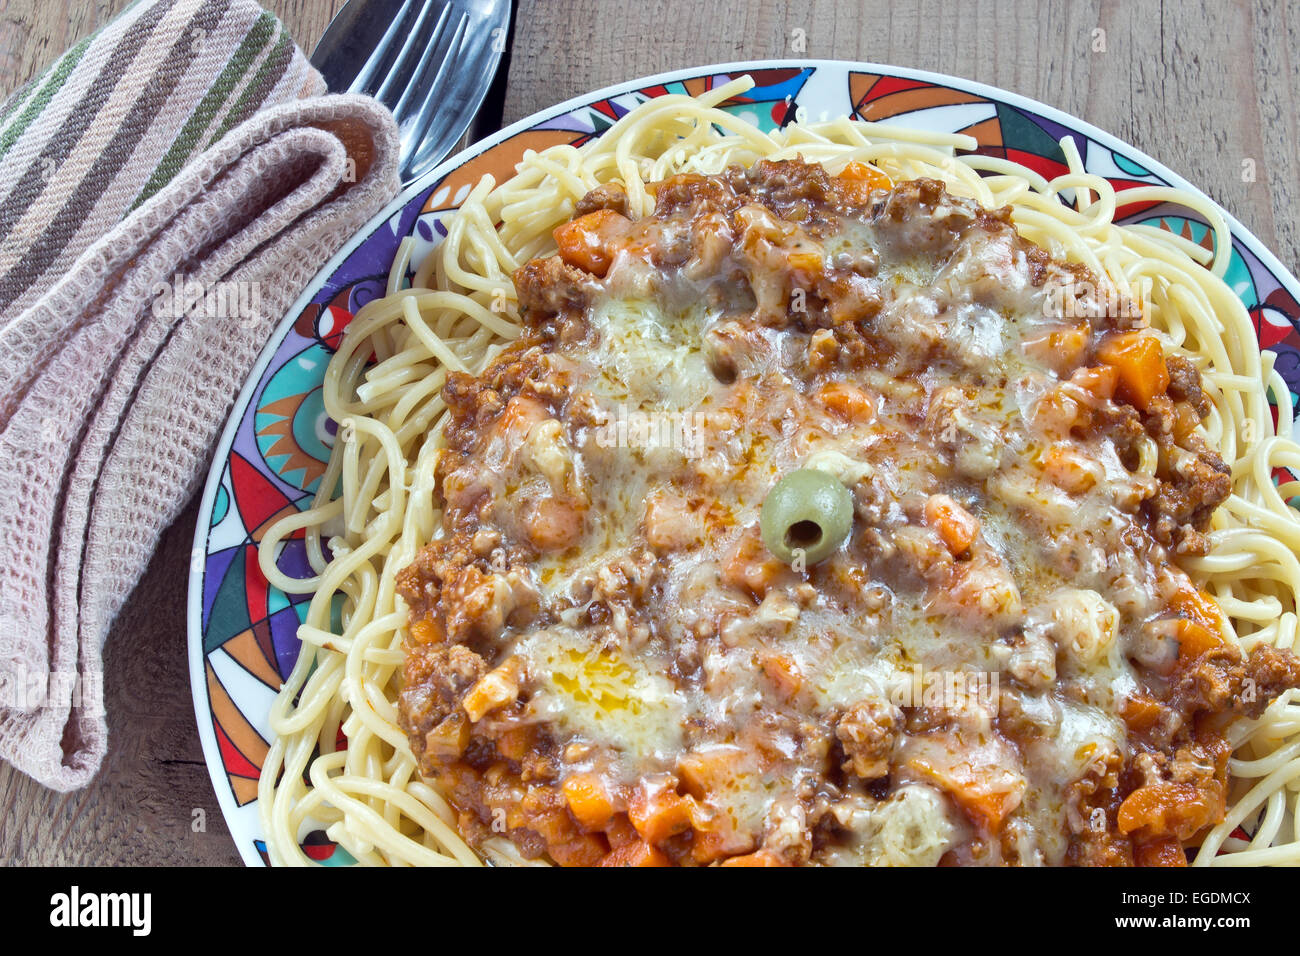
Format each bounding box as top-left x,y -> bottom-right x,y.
760,468 -> 854,565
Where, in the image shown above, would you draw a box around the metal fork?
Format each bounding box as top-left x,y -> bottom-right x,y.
311,0 -> 512,184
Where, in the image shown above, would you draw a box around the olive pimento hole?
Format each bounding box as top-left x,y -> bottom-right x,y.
785,520 -> 824,550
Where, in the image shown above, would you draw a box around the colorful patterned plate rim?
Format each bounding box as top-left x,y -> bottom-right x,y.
187,60 -> 1300,867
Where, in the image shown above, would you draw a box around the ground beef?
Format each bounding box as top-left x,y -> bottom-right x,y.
835,698 -> 901,780
1093,400 -> 1148,472
1169,642 -> 1300,727
1083,353 -> 1231,556
399,644 -> 487,773
439,341 -> 553,453
512,255 -> 594,319
1165,354 -> 1212,416
1144,420 -> 1231,555
575,182 -> 631,218
1066,641 -> 1300,865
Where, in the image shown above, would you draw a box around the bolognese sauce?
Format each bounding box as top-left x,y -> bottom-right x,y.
394,159 -> 1300,866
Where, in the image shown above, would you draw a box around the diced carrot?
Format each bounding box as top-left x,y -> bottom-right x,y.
815,381 -> 876,422
462,660 -> 519,722
1169,584 -> 1227,634
599,839 -> 671,867
1096,330 -> 1169,412
691,826 -> 756,864
628,786 -> 694,845
839,161 -> 893,186
553,208 -> 626,276
907,754 -> 1025,832
924,493 -> 979,557
1022,324 -> 1089,374
719,849 -> 785,867
834,161 -> 893,205
1134,837 -> 1189,867
1173,618 -> 1223,662
952,781 -> 1020,833
547,832 -> 609,867
677,746 -> 748,799
673,748 -> 760,861
562,773 -> 616,831
1120,693 -> 1165,734
495,726 -> 535,762
409,616 -> 444,644
1117,781 -> 1224,842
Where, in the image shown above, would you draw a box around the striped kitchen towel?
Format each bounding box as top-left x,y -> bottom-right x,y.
0,0 -> 325,316
0,0 -> 401,790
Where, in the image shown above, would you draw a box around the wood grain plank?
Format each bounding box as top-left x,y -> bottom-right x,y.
0,498 -> 240,865
0,0 -> 347,100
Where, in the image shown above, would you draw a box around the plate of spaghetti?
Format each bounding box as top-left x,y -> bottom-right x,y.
189,61 -> 1300,867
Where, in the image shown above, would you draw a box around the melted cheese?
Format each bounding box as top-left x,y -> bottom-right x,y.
521,629 -> 685,763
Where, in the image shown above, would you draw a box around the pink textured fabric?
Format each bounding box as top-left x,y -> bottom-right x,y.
0,95 -> 400,789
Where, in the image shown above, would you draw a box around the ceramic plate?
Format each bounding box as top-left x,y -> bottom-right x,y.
187,60 -> 1300,865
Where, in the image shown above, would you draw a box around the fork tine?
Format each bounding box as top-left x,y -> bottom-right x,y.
390,8 -> 465,130
373,0 -> 448,104
347,0 -> 423,95
401,14 -> 479,179
317,0 -> 511,184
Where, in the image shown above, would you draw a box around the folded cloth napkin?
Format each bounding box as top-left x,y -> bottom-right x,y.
0,0 -> 401,790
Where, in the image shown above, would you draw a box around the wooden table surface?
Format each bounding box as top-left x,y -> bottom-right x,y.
2,0 -> 1299,864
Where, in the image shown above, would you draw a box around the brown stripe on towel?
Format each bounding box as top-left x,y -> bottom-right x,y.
0,0 -> 236,310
